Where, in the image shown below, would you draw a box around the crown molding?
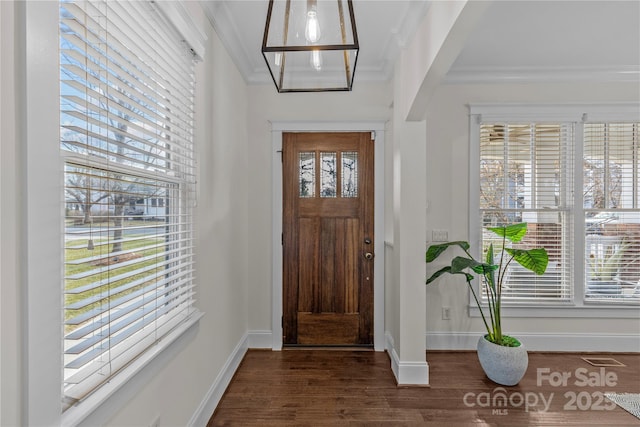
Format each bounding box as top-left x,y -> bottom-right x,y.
202,0 -> 430,86
446,65 -> 640,85
201,0 -> 257,78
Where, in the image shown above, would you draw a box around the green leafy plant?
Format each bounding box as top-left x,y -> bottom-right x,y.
586,238 -> 632,282
426,223 -> 548,347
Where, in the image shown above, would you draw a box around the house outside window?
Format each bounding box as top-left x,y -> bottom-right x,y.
470,104 -> 640,313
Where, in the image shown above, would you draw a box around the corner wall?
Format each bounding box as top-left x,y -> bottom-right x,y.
384,0 -> 491,385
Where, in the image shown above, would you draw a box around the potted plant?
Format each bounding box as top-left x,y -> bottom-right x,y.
586,236 -> 631,296
425,222 -> 548,386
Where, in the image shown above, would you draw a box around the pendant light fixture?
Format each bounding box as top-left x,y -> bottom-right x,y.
262,0 -> 359,92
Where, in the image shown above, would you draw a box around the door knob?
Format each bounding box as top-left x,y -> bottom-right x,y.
364,252 -> 374,260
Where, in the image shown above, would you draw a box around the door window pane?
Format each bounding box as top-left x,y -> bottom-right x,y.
299,152 -> 315,198
320,152 -> 337,198
342,151 -> 358,198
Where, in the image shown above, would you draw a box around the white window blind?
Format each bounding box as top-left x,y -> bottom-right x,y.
60,0 -> 197,407
584,123 -> 640,302
479,123 -> 574,302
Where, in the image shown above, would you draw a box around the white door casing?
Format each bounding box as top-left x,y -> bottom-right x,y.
271,121 -> 386,351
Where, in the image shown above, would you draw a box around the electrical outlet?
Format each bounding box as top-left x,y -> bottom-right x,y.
442,306 -> 451,320
432,229 -> 449,242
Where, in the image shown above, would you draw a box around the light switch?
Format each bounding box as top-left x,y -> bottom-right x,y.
432,229 -> 449,242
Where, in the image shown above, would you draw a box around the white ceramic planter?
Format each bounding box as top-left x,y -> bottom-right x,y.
476,335 -> 528,386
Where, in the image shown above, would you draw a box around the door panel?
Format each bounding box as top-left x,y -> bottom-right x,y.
297,313 -> 359,345
283,132 -> 374,346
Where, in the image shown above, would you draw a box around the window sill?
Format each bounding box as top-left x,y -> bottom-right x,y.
61,311 -> 204,427
469,304 -> 639,319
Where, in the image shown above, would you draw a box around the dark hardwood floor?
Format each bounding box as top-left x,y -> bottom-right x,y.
208,349 -> 640,426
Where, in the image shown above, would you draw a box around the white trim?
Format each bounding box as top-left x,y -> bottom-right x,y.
447,66 -> 640,85
188,333 -> 249,427
201,0 -> 259,84
25,1 -> 63,424
271,121 -> 386,351
385,332 -> 429,385
426,332 -> 640,353
373,125 -> 386,351
154,1 -> 207,61
270,121 -> 388,132
385,332 -> 400,380
395,361 -> 430,386
468,102 -> 640,123
63,313 -> 204,427
573,122 -> 586,304
247,330 -> 273,349
468,305 -> 640,319
62,152 -> 185,185
271,129 -> 283,351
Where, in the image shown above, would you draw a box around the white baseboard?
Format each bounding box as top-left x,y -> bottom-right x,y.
426,332 -> 640,352
189,330 -> 275,425
248,330 -> 273,349
385,333 -> 401,380
385,332 -> 429,385
188,334 -> 249,426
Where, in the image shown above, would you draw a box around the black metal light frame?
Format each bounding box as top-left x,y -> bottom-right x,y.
262,0 -> 359,93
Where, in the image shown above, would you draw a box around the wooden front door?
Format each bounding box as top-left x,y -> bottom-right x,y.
283,132 -> 374,346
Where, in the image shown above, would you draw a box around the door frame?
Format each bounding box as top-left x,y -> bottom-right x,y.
271,121 -> 385,351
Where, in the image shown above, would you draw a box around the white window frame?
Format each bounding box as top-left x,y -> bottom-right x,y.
23,2 -> 204,425
469,103 -> 640,319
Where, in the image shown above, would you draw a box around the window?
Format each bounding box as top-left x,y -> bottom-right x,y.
478,123 -> 574,301
471,105 -> 640,309
584,123 -> 640,301
60,0 -> 198,408
298,150 -> 360,198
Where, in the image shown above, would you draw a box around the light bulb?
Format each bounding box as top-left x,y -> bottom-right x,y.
311,50 -> 322,71
305,10 -> 321,43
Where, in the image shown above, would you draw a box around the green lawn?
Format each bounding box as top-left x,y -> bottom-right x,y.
64,234 -> 167,332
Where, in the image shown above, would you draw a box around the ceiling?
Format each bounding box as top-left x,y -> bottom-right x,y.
201,0 -> 640,87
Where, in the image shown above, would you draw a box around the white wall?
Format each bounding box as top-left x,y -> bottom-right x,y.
1,2 -> 22,426
385,57 -> 428,383
424,81 -> 640,351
